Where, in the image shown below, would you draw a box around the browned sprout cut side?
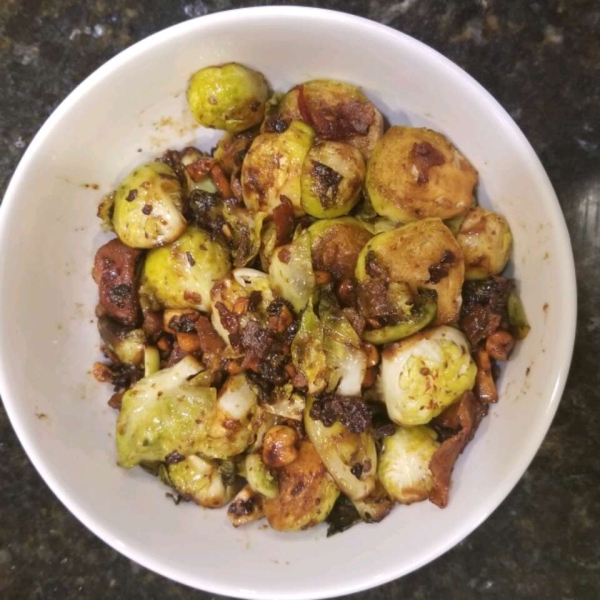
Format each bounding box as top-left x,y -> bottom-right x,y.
365,126 -> 477,222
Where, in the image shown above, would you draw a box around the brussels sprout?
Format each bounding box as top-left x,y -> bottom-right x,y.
365,126 -> 477,222
300,141 -> 365,218
244,453 -> 278,499
308,217 -> 372,282
263,441 -> 339,531
159,454 -> 236,508
352,480 -> 394,522
508,290 -> 530,340
319,292 -> 366,395
456,207 -> 513,279
227,485 -> 265,527
213,128 -> 259,177
352,192 -> 400,235
269,228 -> 315,313
260,384 -> 306,421
305,396 -> 377,501
113,162 -> 186,249
187,63 -> 268,133
356,218 -> 465,325
141,226 -> 231,313
241,121 -> 315,215
379,326 -> 476,427
97,316 -> 145,365
258,220 -> 278,271
291,298 -> 327,395
378,426 -> 440,504
223,203 -> 268,267
196,373 -> 259,459
144,345 -> 160,377
116,356 -> 216,468
360,292 -> 437,345
278,80 -> 384,159
210,268 -> 274,344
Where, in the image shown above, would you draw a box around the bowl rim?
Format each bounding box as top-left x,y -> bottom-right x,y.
0,6 -> 577,599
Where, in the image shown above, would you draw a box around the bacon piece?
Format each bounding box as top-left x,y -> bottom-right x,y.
92,238 -> 142,326
429,391 -> 487,508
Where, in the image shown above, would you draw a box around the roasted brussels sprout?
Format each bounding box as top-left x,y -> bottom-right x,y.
291,298 -> 327,395
508,290 -> 530,340
160,455 -> 236,508
241,121 -> 315,215
278,80 -> 383,159
116,356 -> 216,468
456,207 -> 513,279
263,441 -> 339,531
356,218 -> 465,325
269,228 -> 315,313
187,63 -> 268,133
196,373 -> 260,459
305,397 -> 377,501
244,453 -> 278,499
113,162 -> 186,248
365,126 -> 477,222
308,217 -> 372,282
227,485 -> 265,527
261,384 -> 306,421
141,226 -> 231,313
378,426 -> 440,504
143,345 -> 160,377
301,141 -> 365,218
97,316 -> 145,365
319,292 -> 367,395
352,481 -> 394,522
379,326 -> 476,426
222,203 -> 268,267
213,128 -> 259,177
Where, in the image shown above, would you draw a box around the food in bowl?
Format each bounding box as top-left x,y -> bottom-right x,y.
91,63 -> 529,534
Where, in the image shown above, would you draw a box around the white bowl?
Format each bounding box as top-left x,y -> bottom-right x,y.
0,7 -> 576,599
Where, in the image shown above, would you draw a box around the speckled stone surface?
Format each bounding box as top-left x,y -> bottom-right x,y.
1,1 -> 599,598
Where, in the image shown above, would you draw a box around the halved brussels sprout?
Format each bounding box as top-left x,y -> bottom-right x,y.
263,440 -> 339,532
378,426 -> 440,504
365,126 -> 477,222
300,141 -> 365,218
269,228 -> 315,313
187,63 -> 268,133
278,80 -> 383,159
116,356 -> 216,468
356,218 -> 465,325
141,226 -> 231,313
196,373 -> 259,459
113,162 -> 186,248
319,292 -> 366,395
379,326 -> 476,426
508,290 -> 530,340
291,298 -> 327,395
244,453 -> 278,499
456,207 -> 513,279
308,217 -> 372,282
261,383 -> 306,421
97,316 -> 145,365
305,396 -> 377,501
222,203 -> 268,267
160,454 -> 236,508
241,121 -> 315,215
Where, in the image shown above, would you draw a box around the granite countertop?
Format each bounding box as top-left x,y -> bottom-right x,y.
1,1 -> 598,598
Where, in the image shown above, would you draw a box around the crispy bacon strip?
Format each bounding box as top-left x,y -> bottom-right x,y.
429,391 -> 487,508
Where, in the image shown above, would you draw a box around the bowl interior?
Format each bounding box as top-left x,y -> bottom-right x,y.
0,8 -> 575,600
